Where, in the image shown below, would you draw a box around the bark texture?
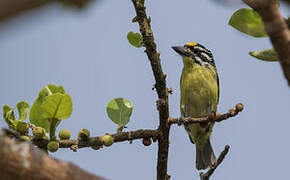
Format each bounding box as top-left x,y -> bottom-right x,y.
0,131 -> 106,180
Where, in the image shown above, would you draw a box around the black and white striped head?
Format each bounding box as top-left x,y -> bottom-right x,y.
172,42 -> 215,67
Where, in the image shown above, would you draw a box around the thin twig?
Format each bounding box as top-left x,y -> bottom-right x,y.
168,103 -> 243,125
200,145 -> 230,180
131,1 -> 170,180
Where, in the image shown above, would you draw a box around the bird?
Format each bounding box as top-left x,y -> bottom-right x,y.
172,42 -> 219,170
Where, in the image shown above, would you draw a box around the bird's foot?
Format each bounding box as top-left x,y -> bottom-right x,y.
178,117 -> 184,126
208,111 -> 216,121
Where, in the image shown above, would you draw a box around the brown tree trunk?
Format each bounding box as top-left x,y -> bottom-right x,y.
0,0 -> 53,20
0,132 -> 106,180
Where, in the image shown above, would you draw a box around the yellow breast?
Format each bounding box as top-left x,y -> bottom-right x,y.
180,63 -> 219,117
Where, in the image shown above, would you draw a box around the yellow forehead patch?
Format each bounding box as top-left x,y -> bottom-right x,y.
185,42 -> 198,46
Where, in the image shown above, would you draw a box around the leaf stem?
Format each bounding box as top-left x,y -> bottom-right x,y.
49,118 -> 58,140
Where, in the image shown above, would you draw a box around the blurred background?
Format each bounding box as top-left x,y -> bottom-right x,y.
0,0 -> 289,179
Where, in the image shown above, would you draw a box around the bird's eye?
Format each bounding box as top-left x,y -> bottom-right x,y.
193,49 -> 199,54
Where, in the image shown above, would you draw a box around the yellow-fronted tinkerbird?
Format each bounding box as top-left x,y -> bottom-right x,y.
172,42 -> 219,170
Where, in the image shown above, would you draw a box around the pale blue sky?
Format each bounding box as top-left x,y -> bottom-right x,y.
0,1 -> 290,179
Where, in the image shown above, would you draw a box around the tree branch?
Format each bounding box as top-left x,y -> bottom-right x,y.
168,103 -> 243,125
2,129 -> 161,149
0,0 -> 92,20
2,128 -> 160,150
243,0 -> 290,86
58,129 -> 160,149
131,1 -> 170,180
0,0 -> 50,20
0,130 -> 106,180
200,145 -> 230,180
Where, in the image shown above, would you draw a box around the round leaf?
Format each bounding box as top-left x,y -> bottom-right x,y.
229,8 -> 267,37
41,93 -> 73,120
127,32 -> 143,48
106,98 -> 133,126
29,84 -> 70,132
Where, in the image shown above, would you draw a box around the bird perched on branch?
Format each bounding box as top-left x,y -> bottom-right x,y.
172,42 -> 219,170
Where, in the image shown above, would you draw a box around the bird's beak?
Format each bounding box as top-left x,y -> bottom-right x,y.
172,46 -> 191,56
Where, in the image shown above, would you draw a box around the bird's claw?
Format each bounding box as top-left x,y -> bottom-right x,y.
178,117 -> 184,126
211,110 -> 216,117
207,110 -> 217,121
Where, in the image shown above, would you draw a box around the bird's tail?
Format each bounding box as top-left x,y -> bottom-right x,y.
196,139 -> 216,170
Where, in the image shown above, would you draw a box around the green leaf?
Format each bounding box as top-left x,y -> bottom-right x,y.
41,93 -> 73,120
3,105 -> 15,129
229,8 -> 267,37
249,48 -> 279,62
29,84 -> 67,132
127,32 -> 143,48
29,94 -> 49,131
46,84 -> 66,95
106,98 -> 133,126
16,101 -> 29,121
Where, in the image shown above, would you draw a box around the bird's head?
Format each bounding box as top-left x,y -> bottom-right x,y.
172,42 -> 215,68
